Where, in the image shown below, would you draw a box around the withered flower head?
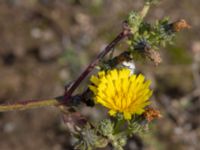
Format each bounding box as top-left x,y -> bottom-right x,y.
143,107 -> 162,122
172,19 -> 191,32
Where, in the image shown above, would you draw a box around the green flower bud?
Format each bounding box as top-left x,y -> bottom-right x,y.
94,138 -> 108,148
98,119 -> 114,136
118,137 -> 127,147
127,12 -> 143,34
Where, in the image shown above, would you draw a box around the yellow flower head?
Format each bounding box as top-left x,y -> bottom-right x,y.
89,68 -> 153,120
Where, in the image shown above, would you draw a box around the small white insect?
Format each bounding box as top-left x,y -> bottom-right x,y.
122,61 -> 135,74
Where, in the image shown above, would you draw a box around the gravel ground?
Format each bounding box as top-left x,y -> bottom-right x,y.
0,0 -> 199,150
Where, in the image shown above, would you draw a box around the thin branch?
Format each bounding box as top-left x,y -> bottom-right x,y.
0,97 -> 64,112
140,2 -> 151,19
63,24 -> 131,100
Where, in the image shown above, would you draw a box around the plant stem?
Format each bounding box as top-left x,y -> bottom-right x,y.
0,97 -> 64,112
140,1 -> 151,19
114,119 -> 125,134
63,25 -> 131,101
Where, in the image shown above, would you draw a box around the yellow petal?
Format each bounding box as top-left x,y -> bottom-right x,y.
90,75 -> 100,85
88,85 -> 97,93
136,74 -> 145,84
98,71 -> 105,78
109,110 -> 117,116
123,112 -> 132,120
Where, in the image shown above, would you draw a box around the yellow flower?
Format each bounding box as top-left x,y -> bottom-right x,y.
89,68 -> 152,120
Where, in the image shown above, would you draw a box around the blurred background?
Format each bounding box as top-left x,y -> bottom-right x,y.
0,0 -> 199,150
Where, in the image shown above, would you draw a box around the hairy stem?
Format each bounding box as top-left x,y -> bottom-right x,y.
140,1 -> 151,19
0,97 -> 64,112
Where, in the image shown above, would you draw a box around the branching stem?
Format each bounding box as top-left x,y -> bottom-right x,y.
0,25 -> 130,112
0,2 -> 151,112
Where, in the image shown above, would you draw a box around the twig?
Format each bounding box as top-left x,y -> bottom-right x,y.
140,1 -> 151,19
0,97 -> 63,112
63,24 -> 131,100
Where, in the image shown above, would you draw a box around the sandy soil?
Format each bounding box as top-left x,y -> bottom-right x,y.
0,0 -> 200,149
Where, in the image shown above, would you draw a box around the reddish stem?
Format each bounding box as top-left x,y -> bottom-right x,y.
64,26 -> 130,101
